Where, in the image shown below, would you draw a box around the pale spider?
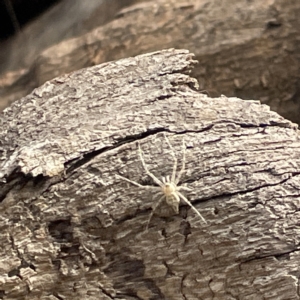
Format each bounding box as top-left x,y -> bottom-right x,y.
116,134 -> 207,229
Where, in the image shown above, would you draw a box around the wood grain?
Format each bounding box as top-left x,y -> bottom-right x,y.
0,49 -> 299,299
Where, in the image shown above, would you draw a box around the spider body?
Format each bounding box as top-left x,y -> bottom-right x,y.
161,179 -> 179,213
117,134 -> 206,229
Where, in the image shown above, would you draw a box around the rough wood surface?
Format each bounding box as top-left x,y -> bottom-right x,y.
0,0 -> 145,110
1,48 -> 300,299
1,0 -> 300,125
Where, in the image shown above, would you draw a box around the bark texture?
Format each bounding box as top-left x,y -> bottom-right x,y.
1,0 -> 300,125
0,0 -> 144,110
1,49 -> 300,299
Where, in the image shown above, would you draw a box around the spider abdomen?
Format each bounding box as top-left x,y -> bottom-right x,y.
165,193 -> 180,214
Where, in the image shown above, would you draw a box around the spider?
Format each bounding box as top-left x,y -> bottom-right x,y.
116,134 -> 207,229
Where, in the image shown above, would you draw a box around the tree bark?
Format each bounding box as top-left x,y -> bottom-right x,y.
1,0 -> 300,125
0,49 -> 300,299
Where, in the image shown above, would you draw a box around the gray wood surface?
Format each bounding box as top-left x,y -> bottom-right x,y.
2,0 -> 300,125
0,49 -> 299,299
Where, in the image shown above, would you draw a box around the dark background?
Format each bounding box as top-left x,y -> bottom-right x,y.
0,0 -> 61,40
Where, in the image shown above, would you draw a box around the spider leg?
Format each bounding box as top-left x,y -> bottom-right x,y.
146,195 -> 165,230
116,174 -> 158,190
175,139 -> 186,185
138,143 -> 164,187
177,191 -> 207,224
153,191 -> 162,199
164,133 -> 178,183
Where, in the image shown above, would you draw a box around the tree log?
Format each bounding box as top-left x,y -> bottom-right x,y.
1,0 -> 300,125
0,49 -> 300,299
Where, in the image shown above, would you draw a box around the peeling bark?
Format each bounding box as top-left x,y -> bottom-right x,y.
0,49 -> 300,299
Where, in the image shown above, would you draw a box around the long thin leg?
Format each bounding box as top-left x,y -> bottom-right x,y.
138,143 -> 164,187
175,139 -> 186,185
146,195 -> 165,230
164,133 -> 178,183
177,191 -> 207,223
116,174 -> 158,190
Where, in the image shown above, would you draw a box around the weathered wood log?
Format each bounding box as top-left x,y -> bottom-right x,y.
1,0 -> 300,125
0,0 -> 142,111
0,49 -> 300,299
